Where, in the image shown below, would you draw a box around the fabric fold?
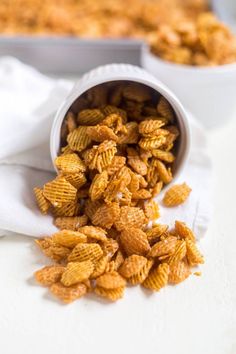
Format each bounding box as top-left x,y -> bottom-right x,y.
0,57 -> 212,238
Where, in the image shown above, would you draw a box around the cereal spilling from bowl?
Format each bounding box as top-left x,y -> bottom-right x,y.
34,82 -> 203,303
148,12 -> 236,66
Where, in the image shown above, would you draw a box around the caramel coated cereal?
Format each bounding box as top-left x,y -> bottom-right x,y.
61,261 -> 94,286
120,227 -> 150,256
50,282 -> 87,303
34,187 -> 50,214
163,183 -> 192,207
143,263 -> 170,291
33,81 -> 204,303
35,265 -> 65,286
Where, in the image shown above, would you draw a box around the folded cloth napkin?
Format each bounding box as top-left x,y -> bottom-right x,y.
0,57 -> 212,238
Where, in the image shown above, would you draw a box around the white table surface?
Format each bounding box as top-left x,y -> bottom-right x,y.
0,90 -> 236,354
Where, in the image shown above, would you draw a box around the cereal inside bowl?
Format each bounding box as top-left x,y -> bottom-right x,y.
59,81 -> 181,200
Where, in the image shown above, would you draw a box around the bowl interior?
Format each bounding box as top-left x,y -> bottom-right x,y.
52,79 -> 190,188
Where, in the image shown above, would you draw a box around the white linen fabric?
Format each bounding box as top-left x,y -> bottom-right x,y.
0,57 -> 212,238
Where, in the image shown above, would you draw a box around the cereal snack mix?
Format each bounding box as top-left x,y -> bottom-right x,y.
34,82 -> 204,303
1,1 -> 235,66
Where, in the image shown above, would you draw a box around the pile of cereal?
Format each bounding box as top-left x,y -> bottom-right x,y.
148,12 -> 236,66
0,0 -> 209,38
34,82 -> 204,303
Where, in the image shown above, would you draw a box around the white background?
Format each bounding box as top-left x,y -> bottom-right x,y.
0,79 -> 236,354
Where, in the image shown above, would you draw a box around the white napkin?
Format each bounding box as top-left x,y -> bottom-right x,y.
0,57 -> 212,238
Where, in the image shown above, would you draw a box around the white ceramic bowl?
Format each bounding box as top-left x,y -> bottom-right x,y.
142,46 -> 236,128
50,63 -> 190,184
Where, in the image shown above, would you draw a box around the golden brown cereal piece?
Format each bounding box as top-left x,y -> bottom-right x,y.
87,125 -> 118,142
89,171 -> 109,201
119,255 -> 148,279
91,256 -> 109,279
157,97 -> 175,122
77,109 -> 105,125
52,230 -> 87,248
43,245 -> 70,262
55,153 -> 86,174
61,145 -> 74,156
34,265 -> 65,286
146,161 -> 159,188
63,172 -> 87,189
84,199 -> 102,221
151,149 -> 175,163
92,202 -> 120,229
139,119 -> 165,137
115,206 -> 146,231
67,126 -> 92,152
82,146 -> 98,170
143,199 -> 160,221
118,122 -> 139,144
175,221 -> 196,241
194,272 -> 202,277
68,243 -> 103,263
106,156 -> 126,175
100,113 -> 126,134
143,263 -> 169,291
65,112 -> 77,133
127,148 -> 147,176
52,201 -> 80,217
132,189 -> 152,200
120,227 -> 150,256
151,181 -> 164,197
94,285 -> 125,302
162,134 -> 176,152
54,215 -> 88,230
109,84 -> 125,106
139,135 -> 166,151
78,226 -> 107,242
146,224 -> 169,244
168,240 -> 187,266
96,140 -> 117,173
163,183 -> 192,207
113,250 -> 125,270
168,261 -> 191,284
123,83 -> 151,103
35,237 -> 53,251
155,159 -> 173,184
34,187 -> 50,214
50,282 -> 87,303
102,105 -> 127,123
104,167 -> 131,203
186,239 -> 204,266
140,149 -> 152,164
165,125 -> 180,138
96,271 -> 126,289
148,236 -> 178,258
105,261 -> 116,273
102,239 -> 119,259
138,174 -> 148,188
61,261 -> 94,286
129,259 -> 154,285
35,238 -> 70,262
128,172 -> 140,193
43,177 -> 77,207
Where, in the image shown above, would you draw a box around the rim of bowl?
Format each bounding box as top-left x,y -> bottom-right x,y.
50,71 -> 190,188
143,45 -> 236,75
